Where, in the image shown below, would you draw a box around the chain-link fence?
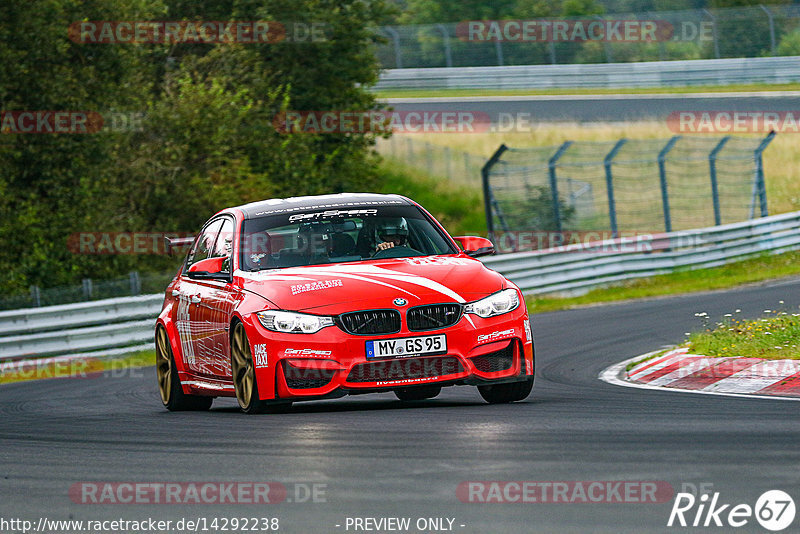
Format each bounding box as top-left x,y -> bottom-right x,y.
482,133 -> 775,248
374,5 -> 800,69
0,270 -> 176,311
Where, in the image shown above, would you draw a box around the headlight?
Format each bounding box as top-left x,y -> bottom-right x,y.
464,289 -> 519,318
257,310 -> 334,334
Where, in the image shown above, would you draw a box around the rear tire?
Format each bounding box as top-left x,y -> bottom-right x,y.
477,377 -> 534,404
155,326 -> 213,411
395,385 -> 441,401
231,322 -> 288,414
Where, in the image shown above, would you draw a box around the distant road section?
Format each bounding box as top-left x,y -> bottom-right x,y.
385,91 -> 800,123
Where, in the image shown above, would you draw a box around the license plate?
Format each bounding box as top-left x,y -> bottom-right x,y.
366,334 -> 447,359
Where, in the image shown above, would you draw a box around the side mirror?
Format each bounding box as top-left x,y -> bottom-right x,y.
164,235 -> 195,256
452,236 -> 495,258
187,256 -> 230,280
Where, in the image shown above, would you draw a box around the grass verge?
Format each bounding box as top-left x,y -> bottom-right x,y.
390,121 -> 800,216
687,310 -> 800,360
527,250 -> 800,314
374,83 -> 800,99
375,159 -> 486,236
0,350 -> 154,385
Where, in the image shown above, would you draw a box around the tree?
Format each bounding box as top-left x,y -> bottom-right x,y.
0,0 -> 164,293
0,0 -> 392,295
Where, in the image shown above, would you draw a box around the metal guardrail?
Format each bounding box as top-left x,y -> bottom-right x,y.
481,210 -> 800,294
1,320 -> 156,361
375,56 -> 800,90
0,294 -> 163,362
0,294 -> 163,336
2,211 -> 799,362
375,5 -> 800,70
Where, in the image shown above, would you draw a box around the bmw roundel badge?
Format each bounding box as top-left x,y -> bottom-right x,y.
393,298 -> 408,307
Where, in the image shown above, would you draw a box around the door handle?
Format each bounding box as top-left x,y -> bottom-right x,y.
190,295 -> 201,304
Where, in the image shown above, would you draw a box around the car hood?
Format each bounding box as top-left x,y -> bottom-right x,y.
235,256 -> 506,314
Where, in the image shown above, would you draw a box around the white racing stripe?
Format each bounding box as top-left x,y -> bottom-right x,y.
315,272 -> 418,298
279,264 -> 467,303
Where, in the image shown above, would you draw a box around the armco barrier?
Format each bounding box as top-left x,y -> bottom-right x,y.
0,294 -> 163,362
0,294 -> 163,336
375,56 -> 800,90
2,211 -> 800,363
481,211 -> 800,294
0,320 -> 155,361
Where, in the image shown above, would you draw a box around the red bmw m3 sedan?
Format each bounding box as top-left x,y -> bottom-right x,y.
155,193 -> 534,413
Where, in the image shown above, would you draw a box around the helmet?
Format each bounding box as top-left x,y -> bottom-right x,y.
374,217 -> 409,246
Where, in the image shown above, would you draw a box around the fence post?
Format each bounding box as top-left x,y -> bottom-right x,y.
494,39 -> 504,66
703,9 -> 720,59
129,271 -> 141,296
548,141 -> 573,233
435,24 -> 453,67
604,139 -> 627,238
708,136 -> 730,226
754,131 -> 776,217
596,16 -> 613,62
482,144 -> 509,242
759,5 -> 776,56
383,27 -> 403,68
425,141 -> 433,175
30,285 -> 41,308
82,278 -> 93,301
548,42 -> 556,64
658,136 -> 681,233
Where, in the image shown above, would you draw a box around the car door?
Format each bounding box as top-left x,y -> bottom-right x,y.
191,216 -> 239,378
175,218 -> 223,375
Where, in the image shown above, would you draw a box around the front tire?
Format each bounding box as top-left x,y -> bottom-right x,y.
231,322 -> 283,414
477,377 -> 534,404
155,326 -> 213,411
395,385 -> 441,401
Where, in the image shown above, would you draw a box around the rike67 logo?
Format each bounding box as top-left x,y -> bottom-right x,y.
668,489 -> 795,531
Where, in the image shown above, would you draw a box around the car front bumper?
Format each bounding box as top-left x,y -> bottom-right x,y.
240,308 -> 534,401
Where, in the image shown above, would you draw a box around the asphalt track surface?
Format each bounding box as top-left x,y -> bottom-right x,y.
386,92 -> 800,123
3,278 -> 800,533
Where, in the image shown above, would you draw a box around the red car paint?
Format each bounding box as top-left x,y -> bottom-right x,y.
156,193 -> 534,404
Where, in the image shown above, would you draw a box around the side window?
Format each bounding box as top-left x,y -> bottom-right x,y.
186,219 -> 223,270
211,218 -> 235,272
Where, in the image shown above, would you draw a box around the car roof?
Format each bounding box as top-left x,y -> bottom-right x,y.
230,193 -> 415,220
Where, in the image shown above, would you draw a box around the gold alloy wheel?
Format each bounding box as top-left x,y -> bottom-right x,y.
231,322 -> 255,409
155,327 -> 172,405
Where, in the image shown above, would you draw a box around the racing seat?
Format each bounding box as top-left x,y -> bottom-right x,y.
355,225 -> 375,257
328,233 -> 356,256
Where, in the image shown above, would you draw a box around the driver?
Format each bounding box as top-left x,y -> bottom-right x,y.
373,217 -> 409,254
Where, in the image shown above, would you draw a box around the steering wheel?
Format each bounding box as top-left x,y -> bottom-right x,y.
371,245 -> 424,259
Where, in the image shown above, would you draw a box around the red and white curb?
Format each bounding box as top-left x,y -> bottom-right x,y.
600,347 -> 800,401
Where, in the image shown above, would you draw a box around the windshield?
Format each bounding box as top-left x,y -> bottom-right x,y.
240,205 -> 457,270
